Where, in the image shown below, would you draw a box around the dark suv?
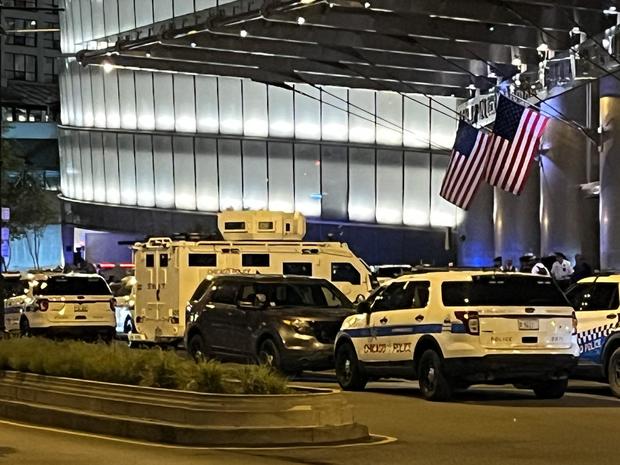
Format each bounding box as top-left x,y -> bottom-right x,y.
184,274 -> 355,373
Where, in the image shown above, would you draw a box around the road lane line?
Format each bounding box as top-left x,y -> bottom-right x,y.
0,419 -> 397,451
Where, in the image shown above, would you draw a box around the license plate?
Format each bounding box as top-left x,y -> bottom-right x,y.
74,304 -> 89,312
518,319 -> 539,330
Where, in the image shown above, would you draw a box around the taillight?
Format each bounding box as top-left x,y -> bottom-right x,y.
454,311 -> 480,335
572,311 -> 578,335
109,298 -> 117,311
38,299 -> 49,312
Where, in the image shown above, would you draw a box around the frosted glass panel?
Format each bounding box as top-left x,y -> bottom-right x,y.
218,77 -> 243,135
103,69 -> 121,128
70,0 -> 82,45
195,138 -> 219,211
79,131 -> 94,201
117,134 -> 137,206
430,154 -> 456,227
91,0 -> 105,39
79,67 -> 94,127
243,80 -> 268,137
403,151 -> 431,226
135,0 -> 154,27
154,0 -> 173,22
90,132 -> 107,203
294,143 -> 321,217
174,75 -> 196,132
268,85 -> 294,138
174,0 -> 194,16
71,131 -> 83,199
376,149 -> 403,224
102,133 -> 120,204
404,95 -> 430,149
79,0 -> 93,46
431,97 -> 458,150
152,136 -> 175,209
242,141 -> 268,210
349,89 -> 375,144
103,0 -> 119,37
268,142 -> 294,212
58,132 -> 69,197
90,66 -> 106,127
321,86 -> 348,142
321,146 -> 348,220
196,0 -> 217,9
134,135 -> 155,207
294,84 -> 320,140
118,0 -> 136,32
376,91 -> 403,146
153,73 -> 175,130
118,69 -> 137,129
195,76 -> 219,133
218,139 -> 243,210
348,147 -> 375,222
59,70 -> 69,125
173,137 -> 196,210
70,62 -> 83,127
135,72 -> 155,130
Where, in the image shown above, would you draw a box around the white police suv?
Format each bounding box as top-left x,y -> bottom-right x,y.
566,275 -> 620,397
334,271 -> 579,401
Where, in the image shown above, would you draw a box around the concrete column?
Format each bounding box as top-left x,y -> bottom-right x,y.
599,75 -> 620,269
494,167 -> 540,263
457,184 -> 494,267
540,84 -> 598,265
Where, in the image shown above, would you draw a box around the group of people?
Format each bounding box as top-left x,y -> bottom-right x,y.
494,253 -> 592,289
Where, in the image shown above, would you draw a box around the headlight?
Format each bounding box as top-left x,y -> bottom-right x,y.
284,319 -> 314,335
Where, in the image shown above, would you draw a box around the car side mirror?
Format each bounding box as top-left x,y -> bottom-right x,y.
356,300 -> 371,315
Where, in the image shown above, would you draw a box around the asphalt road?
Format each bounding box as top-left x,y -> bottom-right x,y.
1,377 -> 620,465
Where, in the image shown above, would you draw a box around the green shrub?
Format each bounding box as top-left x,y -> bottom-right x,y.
0,338 -> 290,395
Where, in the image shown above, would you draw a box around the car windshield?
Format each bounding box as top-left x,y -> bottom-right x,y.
442,275 -> 568,307
240,282 -> 352,308
34,276 -> 112,296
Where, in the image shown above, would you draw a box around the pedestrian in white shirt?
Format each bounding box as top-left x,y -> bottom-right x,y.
551,252 -> 573,289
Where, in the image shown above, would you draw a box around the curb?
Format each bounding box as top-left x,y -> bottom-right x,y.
0,371 -> 369,447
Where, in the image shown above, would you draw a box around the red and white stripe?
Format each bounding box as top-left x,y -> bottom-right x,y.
485,109 -> 549,195
439,131 -> 490,210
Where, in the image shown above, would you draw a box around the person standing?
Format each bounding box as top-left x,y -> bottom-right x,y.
501,259 -> 517,272
551,252 -> 573,289
572,254 -> 592,282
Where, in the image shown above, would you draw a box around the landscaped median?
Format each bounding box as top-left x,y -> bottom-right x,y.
0,338 -> 370,446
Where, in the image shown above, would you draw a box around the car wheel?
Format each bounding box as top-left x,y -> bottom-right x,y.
335,343 -> 367,391
607,347 -> 620,398
532,379 -> 568,399
123,317 -> 135,334
19,317 -> 31,337
188,333 -> 207,362
100,328 -> 115,343
418,350 -> 452,401
257,339 -> 282,371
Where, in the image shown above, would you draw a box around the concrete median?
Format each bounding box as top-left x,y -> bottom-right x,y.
0,371 -> 369,447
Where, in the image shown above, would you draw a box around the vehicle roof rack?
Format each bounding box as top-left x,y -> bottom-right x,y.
404,266 -> 496,274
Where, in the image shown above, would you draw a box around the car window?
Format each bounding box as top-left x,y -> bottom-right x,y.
238,282 -> 349,308
331,262 -> 361,285
567,283 -> 620,311
190,279 -> 212,303
34,276 -> 112,296
372,281 -> 429,311
283,262 -> 313,276
210,281 -> 238,305
441,275 -> 568,307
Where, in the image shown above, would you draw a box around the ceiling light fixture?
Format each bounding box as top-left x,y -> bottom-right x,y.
297,16 -> 306,25
240,29 -> 248,38
190,41 -> 197,48
511,57 -> 522,66
536,43 -> 549,53
364,1 -> 371,8
102,62 -> 114,73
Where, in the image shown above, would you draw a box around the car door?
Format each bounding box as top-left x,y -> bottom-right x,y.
568,282 -> 620,365
361,280 -> 431,363
203,279 -> 240,357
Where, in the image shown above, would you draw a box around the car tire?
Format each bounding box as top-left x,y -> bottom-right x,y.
257,338 -> 282,371
418,350 -> 452,401
335,343 -> 367,391
607,347 -> 620,398
188,333 -> 207,362
123,317 -> 135,334
532,379 -> 568,399
19,317 -> 31,337
100,329 -> 115,343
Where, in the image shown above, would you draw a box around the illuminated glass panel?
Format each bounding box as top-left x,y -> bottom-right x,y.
152,136 -> 175,209
321,145 -> 348,220
217,139 -> 243,210
79,66 -> 94,127
430,153 -> 456,227
103,69 -> 121,128
174,74 -> 196,132
118,69 -> 137,129
91,0 -> 105,39
134,135 -> 155,208
102,133 -> 121,204
195,75 -> 219,134
117,134 -> 137,206
79,131 -> 94,201
294,143 -> 321,217
90,66 -> 106,127
376,149 -> 403,224
268,85 -> 294,138
173,136 -> 197,210
135,71 -> 155,130
243,80 -> 268,137
268,142 -> 294,212
70,131 -> 83,200
218,77 -> 243,135
153,73 -> 175,130
195,138 -> 219,211
431,97 -> 458,150
348,147 -> 376,222
376,91 -> 403,146
403,151 -> 430,226
154,0 -> 173,22
403,95 -> 430,149
79,0 -> 93,48
321,86 -> 348,142
90,132 -> 107,203
70,61 -> 83,127
174,0 -> 194,16
242,140 -> 268,210
71,0 -> 83,46
135,0 -> 154,27
294,84 -> 320,140
349,89 -> 375,144
103,0 -> 119,37
58,132 -> 69,197
118,0 -> 136,32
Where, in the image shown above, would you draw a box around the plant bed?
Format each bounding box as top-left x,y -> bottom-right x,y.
0,337 -> 290,395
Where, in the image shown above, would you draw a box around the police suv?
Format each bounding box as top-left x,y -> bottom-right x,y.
566,275 -> 620,397
334,271 -> 579,401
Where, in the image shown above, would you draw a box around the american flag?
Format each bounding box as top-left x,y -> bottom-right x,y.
485,95 -> 550,195
439,120 -> 490,210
